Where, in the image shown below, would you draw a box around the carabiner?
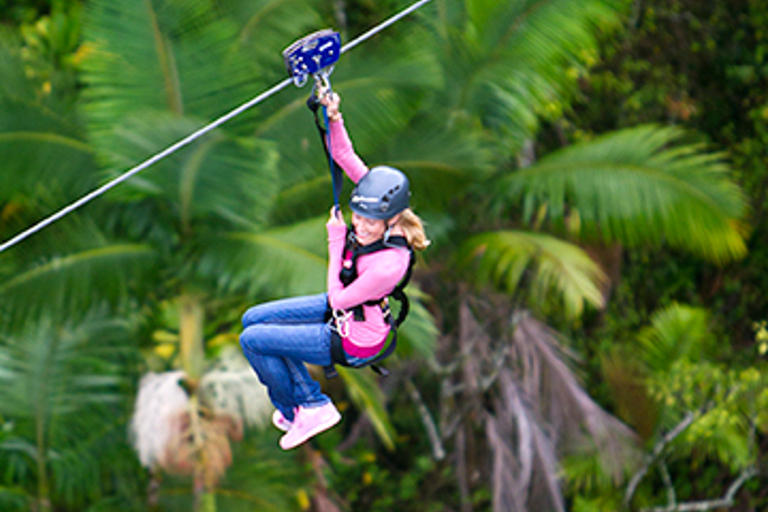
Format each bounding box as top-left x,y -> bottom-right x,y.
332,308 -> 352,338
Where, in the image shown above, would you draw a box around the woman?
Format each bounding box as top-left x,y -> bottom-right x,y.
240,91 -> 430,450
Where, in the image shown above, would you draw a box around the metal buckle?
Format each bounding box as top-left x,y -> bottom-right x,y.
332,308 -> 351,338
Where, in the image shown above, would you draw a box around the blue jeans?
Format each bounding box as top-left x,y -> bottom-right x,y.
240,293 -> 334,422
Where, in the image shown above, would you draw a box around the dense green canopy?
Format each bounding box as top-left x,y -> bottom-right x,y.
0,1 -> 765,511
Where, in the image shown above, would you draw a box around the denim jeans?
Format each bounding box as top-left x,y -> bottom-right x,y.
240,293 -> 334,422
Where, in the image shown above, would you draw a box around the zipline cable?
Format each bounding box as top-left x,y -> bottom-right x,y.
0,0 -> 434,254
0,78 -> 292,254
340,0 -> 433,54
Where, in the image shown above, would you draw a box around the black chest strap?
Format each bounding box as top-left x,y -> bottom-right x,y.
324,231 -> 414,378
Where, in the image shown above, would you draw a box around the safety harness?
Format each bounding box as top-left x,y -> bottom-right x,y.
323,229 -> 415,379
283,30 -> 415,378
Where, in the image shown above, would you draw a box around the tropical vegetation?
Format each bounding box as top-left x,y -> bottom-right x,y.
0,0 -> 765,511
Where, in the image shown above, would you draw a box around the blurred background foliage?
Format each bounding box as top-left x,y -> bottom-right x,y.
0,0 -> 766,511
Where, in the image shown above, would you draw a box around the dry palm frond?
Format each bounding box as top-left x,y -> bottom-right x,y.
130,349 -> 271,485
487,369 -> 565,512
130,370 -> 188,468
161,407 -> 243,487
511,312 -> 640,482
199,345 -> 272,430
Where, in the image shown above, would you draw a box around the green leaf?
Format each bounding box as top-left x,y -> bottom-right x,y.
636,304 -> 716,375
338,366 -> 396,450
499,125 -> 748,264
0,312 -> 133,421
81,0 -> 263,142
436,0 -> 626,153
459,230 -> 606,319
0,243 -> 155,331
101,112 -> 280,231
396,287 -> 439,359
199,216 -> 328,299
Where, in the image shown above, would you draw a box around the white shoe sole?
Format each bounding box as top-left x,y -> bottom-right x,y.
279,408 -> 341,450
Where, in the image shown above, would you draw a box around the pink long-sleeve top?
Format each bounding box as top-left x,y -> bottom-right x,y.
326,116 -> 411,358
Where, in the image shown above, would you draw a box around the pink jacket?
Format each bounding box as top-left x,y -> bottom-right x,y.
325,117 -> 411,358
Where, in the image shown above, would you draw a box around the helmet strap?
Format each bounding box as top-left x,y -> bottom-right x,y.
383,223 -> 393,243
383,215 -> 401,244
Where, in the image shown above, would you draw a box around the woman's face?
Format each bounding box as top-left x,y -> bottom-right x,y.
352,212 -> 388,246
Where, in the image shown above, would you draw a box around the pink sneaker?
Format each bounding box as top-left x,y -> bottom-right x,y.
279,402 -> 341,450
272,410 -> 293,432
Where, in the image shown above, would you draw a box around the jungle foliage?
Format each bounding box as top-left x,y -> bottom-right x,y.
0,0 -> 766,511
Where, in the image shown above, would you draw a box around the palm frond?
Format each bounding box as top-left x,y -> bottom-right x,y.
0,310 -> 135,498
512,313 -> 640,483
0,130 -> 94,189
378,117 -> 494,214
635,303 -> 715,374
48,410 -> 144,509
222,0 -> 321,87
81,0 -> 262,144
499,125 -> 748,263
256,25 -> 443,187
0,243 -> 155,332
0,31 -> 35,104
0,312 -> 134,412
337,367 -> 396,450
198,429 -> 307,512
437,0 -> 626,153
459,230 -> 606,319
0,486 -> 30,512
198,216 -> 327,299
268,175 -> 337,225
0,35 -> 95,206
102,112 -> 280,231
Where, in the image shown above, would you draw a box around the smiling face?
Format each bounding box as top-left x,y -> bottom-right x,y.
352,212 -> 388,246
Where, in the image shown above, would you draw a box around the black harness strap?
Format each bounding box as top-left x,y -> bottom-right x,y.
307,92 -> 343,209
324,232 -> 415,379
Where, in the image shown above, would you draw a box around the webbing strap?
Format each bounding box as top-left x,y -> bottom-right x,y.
324,320 -> 397,379
322,105 -> 343,209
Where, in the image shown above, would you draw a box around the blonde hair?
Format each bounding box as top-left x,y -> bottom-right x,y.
397,208 -> 430,251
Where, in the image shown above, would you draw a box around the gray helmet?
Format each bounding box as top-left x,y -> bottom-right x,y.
349,166 -> 410,220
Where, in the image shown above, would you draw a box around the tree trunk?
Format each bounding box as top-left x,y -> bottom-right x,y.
179,293 -> 205,383
35,406 -> 50,512
177,292 -> 216,512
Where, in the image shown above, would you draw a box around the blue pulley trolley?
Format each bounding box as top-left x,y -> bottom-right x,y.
282,29 -> 341,87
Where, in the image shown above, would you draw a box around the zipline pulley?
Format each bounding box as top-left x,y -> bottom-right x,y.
282,29 -> 341,88
284,29 -> 344,209
0,0 -> 435,254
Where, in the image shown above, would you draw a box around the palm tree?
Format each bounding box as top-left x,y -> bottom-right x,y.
2,1 -> 443,508
0,24 -> 154,512
0,310 -> 145,512
367,0 -> 750,510
1,1 -> 752,510
77,0 -> 444,508
200,0 -> 748,509
77,1 -> 319,509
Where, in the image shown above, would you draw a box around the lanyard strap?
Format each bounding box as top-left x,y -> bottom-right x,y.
322,104 -> 342,210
